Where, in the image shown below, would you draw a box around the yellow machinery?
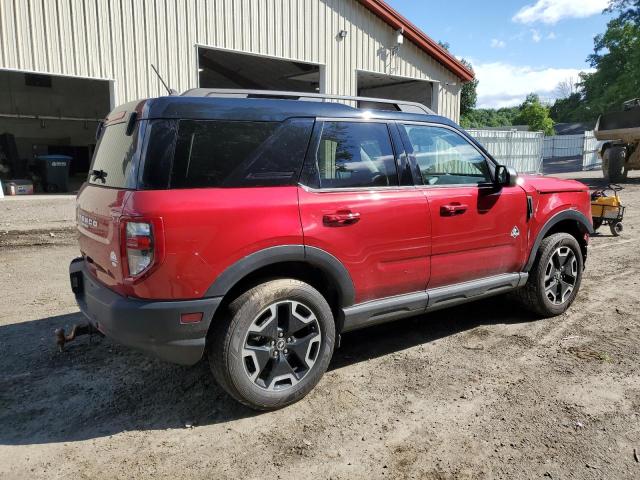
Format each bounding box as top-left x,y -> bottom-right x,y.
591,184 -> 625,236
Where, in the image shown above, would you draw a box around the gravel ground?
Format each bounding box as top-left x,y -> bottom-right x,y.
1,171 -> 639,480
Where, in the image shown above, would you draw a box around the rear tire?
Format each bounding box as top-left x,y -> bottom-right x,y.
515,233 -> 583,318
604,146 -> 628,182
208,279 -> 335,410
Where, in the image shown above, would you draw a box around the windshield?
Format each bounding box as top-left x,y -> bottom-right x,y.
88,121 -> 142,188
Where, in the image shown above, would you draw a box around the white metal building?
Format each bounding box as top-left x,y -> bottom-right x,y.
0,0 -> 473,177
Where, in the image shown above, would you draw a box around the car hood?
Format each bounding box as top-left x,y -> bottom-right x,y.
518,174 -> 589,193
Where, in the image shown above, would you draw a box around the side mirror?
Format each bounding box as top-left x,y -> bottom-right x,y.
495,165 -> 518,187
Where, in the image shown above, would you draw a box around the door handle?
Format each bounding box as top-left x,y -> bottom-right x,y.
323,210 -> 361,227
440,203 -> 468,216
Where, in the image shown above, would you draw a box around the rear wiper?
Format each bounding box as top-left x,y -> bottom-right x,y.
90,169 -> 108,183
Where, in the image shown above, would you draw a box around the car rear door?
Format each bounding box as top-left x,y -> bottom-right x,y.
398,123 -> 528,289
298,119 -> 431,304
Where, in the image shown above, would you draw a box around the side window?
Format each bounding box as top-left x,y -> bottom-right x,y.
313,122 -> 398,189
162,118 -> 312,189
402,125 -> 492,185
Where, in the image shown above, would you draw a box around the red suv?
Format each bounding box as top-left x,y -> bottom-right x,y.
70,90 -> 593,410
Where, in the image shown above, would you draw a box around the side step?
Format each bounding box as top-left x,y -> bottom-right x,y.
341,272 -> 528,332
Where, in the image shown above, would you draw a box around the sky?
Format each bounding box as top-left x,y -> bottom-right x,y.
386,0 -> 614,109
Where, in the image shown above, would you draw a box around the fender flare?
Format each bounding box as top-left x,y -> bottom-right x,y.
203,245 -> 356,307
524,210 -> 594,272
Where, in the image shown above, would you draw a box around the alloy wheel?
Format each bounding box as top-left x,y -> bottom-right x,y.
242,300 -> 322,391
543,246 -> 578,305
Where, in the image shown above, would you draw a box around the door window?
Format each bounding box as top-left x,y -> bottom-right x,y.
402,125 -> 491,185
312,122 -> 398,188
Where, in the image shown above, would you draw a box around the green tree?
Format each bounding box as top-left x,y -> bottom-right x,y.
550,92 -> 584,123
606,0 -> 640,23
549,0 -> 640,121
579,15 -> 640,116
515,94 -> 555,135
459,59 -> 478,117
460,107 -> 520,129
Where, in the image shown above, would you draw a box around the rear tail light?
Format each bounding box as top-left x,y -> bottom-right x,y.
125,221 -> 154,276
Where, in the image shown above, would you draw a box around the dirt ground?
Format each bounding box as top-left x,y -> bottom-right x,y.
1,171 -> 639,480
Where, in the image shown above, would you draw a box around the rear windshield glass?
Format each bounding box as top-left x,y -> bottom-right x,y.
88,121 -> 140,188
141,118 -> 313,189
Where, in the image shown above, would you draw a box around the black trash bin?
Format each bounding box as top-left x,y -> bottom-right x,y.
35,155 -> 72,192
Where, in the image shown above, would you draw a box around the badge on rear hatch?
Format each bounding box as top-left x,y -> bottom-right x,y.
110,251 -> 118,267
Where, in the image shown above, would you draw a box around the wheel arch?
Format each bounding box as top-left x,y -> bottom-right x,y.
524,210 -> 593,272
204,245 -> 355,331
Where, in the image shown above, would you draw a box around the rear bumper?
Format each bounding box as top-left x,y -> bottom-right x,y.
69,257 -> 221,365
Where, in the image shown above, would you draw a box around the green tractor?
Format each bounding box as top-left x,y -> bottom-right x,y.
595,99 -> 640,182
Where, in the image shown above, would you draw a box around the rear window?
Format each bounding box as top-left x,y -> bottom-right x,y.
88,121 -> 141,188
141,118 -> 313,189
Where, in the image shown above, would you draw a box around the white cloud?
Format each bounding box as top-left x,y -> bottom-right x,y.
513,0 -> 609,24
531,29 -> 542,42
471,61 -> 594,108
490,38 -> 506,48
546,31 -> 557,40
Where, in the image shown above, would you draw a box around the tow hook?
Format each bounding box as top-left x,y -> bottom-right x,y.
55,323 -> 104,352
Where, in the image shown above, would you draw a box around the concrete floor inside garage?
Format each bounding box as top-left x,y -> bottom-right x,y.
0,70 -> 110,194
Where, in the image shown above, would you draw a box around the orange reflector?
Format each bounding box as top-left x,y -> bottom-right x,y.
180,312 -> 203,324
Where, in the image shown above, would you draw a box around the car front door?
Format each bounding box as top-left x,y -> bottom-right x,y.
399,123 -> 528,289
298,119 -> 431,304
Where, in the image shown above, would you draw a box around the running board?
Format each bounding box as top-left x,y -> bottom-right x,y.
341,272 -> 528,332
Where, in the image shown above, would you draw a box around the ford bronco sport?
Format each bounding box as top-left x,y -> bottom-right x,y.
70,90 -> 593,410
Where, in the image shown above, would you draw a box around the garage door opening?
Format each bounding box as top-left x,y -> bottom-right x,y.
357,71 -> 433,111
0,70 -> 111,192
198,47 -> 321,93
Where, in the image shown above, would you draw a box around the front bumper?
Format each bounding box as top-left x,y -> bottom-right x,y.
69,257 -> 221,365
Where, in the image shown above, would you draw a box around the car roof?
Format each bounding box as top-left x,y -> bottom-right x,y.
126,95 -> 457,127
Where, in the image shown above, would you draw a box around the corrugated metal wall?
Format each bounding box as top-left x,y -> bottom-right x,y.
0,0 -> 461,120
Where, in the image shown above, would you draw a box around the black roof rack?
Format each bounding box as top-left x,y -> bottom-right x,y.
182,88 -> 435,115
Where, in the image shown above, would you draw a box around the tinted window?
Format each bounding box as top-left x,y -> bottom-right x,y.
313,122 -> 398,189
139,119 -> 178,190
402,125 -> 491,185
88,121 -> 141,188
164,119 -> 311,189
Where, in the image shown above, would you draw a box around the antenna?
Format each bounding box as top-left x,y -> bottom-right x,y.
151,64 -> 177,95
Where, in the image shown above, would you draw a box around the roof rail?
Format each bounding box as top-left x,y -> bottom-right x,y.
182,88 -> 436,115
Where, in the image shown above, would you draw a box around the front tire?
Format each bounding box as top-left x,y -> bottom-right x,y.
516,233 -> 584,318
208,279 -> 335,410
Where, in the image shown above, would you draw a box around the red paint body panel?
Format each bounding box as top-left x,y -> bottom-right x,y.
76,174 -> 592,305
518,175 -> 592,259
298,187 -> 431,303
518,174 -> 590,194
76,184 -> 131,295
423,185 -> 528,288
77,185 -> 303,300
